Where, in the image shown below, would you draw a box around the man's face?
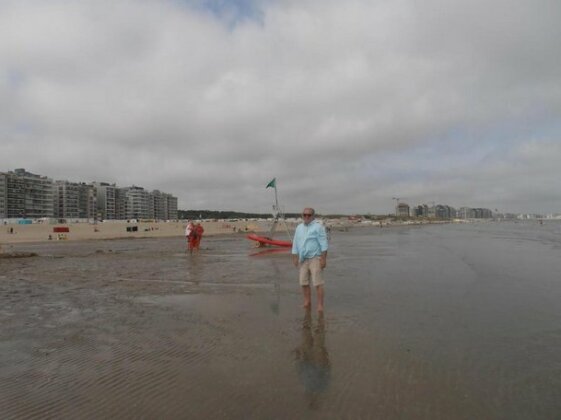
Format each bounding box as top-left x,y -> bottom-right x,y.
302,209 -> 314,225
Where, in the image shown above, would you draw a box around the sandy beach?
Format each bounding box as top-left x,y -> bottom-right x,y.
0,220 -> 270,246
0,217 -> 448,247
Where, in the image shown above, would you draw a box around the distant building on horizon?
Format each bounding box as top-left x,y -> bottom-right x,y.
152,190 -> 178,221
1,168 -> 178,221
0,168 -> 54,219
414,204 -> 429,217
435,204 -> 455,219
396,202 -> 410,217
93,182 -> 117,220
412,204 -> 493,220
54,180 -> 97,220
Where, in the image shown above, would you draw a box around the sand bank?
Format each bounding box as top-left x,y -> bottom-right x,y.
0,217 -> 456,246
0,220 -> 269,245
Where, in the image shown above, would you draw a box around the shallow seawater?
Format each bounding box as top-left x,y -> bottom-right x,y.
1,222 -> 561,419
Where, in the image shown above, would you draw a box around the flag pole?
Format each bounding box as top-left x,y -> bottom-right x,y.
274,184 -> 279,215
266,177 -> 292,241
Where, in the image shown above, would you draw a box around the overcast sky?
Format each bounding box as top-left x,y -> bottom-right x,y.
1,0 -> 560,215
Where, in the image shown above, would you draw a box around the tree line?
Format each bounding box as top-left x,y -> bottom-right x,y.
177,210 -> 302,220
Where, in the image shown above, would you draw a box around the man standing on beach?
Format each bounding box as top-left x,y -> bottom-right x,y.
292,208 -> 329,312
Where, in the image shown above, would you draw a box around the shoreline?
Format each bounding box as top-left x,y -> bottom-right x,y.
0,217 -> 466,247
0,220 -> 270,246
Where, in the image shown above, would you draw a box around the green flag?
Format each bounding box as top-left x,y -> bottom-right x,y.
266,178 -> 276,189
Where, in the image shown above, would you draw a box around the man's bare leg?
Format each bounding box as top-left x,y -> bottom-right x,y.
302,285 -> 311,309
316,285 -> 324,312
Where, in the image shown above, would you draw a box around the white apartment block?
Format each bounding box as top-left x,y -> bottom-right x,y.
123,186 -> 153,220
0,169 -> 54,218
54,181 -> 97,220
152,190 -> 177,220
153,190 -> 167,220
94,182 -> 117,220
167,194 -> 178,220
396,202 -> 410,217
0,173 -> 7,218
115,188 -> 127,220
2,169 -> 178,221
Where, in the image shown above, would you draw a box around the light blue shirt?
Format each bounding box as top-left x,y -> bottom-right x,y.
292,219 -> 328,262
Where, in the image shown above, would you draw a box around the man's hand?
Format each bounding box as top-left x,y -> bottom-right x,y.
320,255 -> 327,269
292,254 -> 299,267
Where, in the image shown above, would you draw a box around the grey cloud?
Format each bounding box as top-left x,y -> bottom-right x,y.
1,0 -> 560,214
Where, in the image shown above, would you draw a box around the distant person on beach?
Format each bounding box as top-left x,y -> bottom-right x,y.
190,223 -> 204,253
185,221 -> 195,253
292,208 -> 329,312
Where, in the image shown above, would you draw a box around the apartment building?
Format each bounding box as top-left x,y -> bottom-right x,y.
166,194 -> 178,220
78,184 -> 97,219
2,169 -> 178,221
435,204 -> 456,219
0,173 -> 7,218
123,186 -> 153,220
396,202 -> 410,217
0,169 -> 54,218
152,190 -> 178,220
54,181 -> 97,220
152,190 -> 166,220
94,182 -> 117,220
458,207 -> 474,219
414,204 -> 430,217
473,208 -> 493,219
115,188 -> 127,220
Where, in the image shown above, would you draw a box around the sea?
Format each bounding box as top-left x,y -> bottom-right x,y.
1,220 -> 560,419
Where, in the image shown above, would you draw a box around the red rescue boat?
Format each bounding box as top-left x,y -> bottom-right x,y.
247,233 -> 292,248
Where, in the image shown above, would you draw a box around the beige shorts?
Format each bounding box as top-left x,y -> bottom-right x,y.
298,256 -> 324,287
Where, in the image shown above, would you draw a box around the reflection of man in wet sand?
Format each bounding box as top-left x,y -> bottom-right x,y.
294,311 -> 330,409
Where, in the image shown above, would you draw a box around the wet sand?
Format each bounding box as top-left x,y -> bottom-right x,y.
1,222 -> 561,418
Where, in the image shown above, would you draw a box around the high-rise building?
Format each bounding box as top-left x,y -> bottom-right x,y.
54,181 -> 97,220
396,202 -> 410,217
0,169 -> 54,218
414,204 -> 430,217
94,182 -> 117,220
151,190 -> 178,220
78,183 -> 97,219
2,169 -> 178,221
458,207 -> 474,219
123,186 -> 153,220
435,204 -> 456,219
0,173 -> 7,218
473,208 -> 493,219
115,188 -> 127,220
152,190 -> 167,220
54,181 -> 79,219
166,194 -> 178,220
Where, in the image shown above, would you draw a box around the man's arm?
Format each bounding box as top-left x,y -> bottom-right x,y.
318,224 -> 328,269
319,250 -> 327,269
